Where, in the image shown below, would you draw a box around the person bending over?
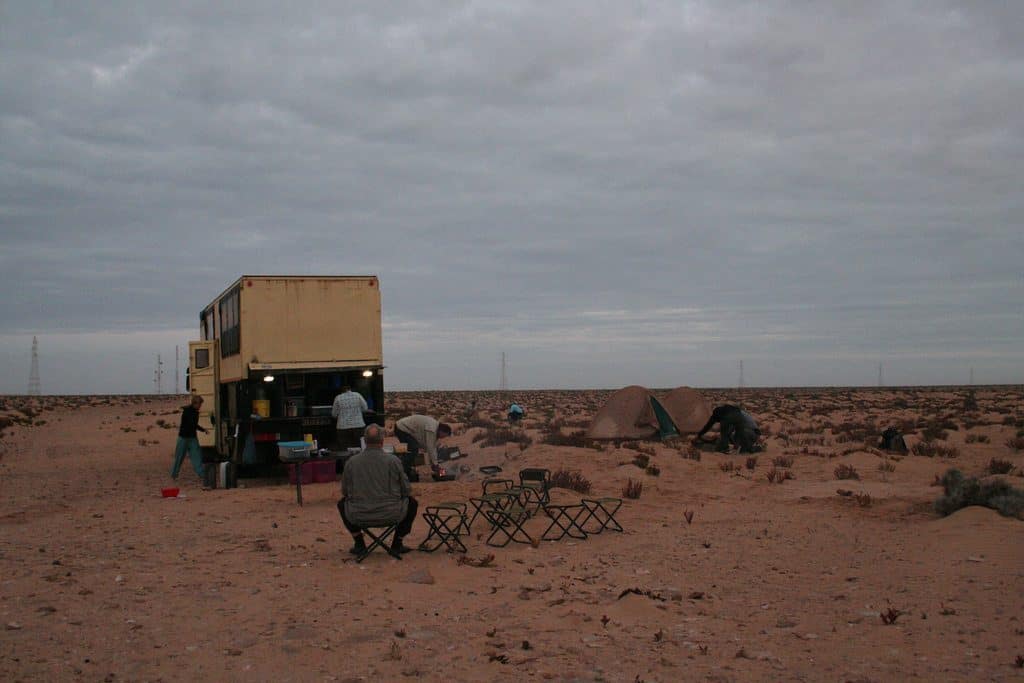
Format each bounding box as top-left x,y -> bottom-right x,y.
337,423 -> 418,557
393,414 -> 452,481
694,405 -> 762,453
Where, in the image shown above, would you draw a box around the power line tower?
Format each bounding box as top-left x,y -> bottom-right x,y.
153,354 -> 163,394
27,336 -> 41,396
175,345 -> 180,394
738,360 -> 744,389
499,352 -> 508,395
969,367 -> 974,386
878,362 -> 884,387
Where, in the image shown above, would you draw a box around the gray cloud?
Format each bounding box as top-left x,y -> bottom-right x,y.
1,1 -> 1022,393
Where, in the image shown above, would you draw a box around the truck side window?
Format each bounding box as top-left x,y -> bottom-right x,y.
195,348 -> 210,369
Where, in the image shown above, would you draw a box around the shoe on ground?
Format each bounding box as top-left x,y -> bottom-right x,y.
389,540 -> 412,556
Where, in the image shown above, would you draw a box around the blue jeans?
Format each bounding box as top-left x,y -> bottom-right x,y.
171,437 -> 203,479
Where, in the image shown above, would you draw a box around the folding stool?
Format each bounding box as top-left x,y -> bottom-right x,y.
483,505 -> 534,547
580,497 -> 623,534
541,502 -> 588,541
356,523 -> 401,563
418,503 -> 468,553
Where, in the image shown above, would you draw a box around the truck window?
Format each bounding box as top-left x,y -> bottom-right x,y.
194,348 -> 210,369
219,286 -> 240,357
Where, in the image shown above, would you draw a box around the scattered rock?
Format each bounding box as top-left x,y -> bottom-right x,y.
403,569 -> 435,585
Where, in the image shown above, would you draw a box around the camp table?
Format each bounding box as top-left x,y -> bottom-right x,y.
278,443 -> 360,506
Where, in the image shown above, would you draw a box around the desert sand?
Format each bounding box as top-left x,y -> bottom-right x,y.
1,387 -> 1023,682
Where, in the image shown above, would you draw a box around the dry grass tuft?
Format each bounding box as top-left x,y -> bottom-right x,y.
834,464 -> 860,480
622,478 -> 643,499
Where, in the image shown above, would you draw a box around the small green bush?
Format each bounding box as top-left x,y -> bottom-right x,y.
550,469 -> 592,494
934,469 -> 1024,519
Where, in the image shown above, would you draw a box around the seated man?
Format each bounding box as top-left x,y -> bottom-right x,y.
337,424 -> 418,557
393,414 -> 452,481
508,403 -> 525,424
693,404 -> 762,453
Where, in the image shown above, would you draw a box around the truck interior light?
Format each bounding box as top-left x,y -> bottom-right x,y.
362,370 -> 373,378
263,374 -> 275,382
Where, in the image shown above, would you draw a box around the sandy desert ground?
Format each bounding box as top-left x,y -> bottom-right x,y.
1,387 -> 1023,682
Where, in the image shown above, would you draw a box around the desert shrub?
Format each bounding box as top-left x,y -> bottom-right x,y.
834,464 -> 860,480
473,427 -> 532,449
634,443 -> 657,457
1006,437 -> 1024,452
645,464 -> 661,477
772,455 -> 794,468
962,391 -> 978,411
622,478 -> 643,499
766,467 -> 793,484
467,416 -> 496,429
719,461 -> 737,472
934,469 -> 1024,519
542,429 -> 590,448
549,469 -> 592,494
912,441 -> 960,458
682,445 -> 702,461
854,492 -> 872,508
988,458 -> 1014,475
965,434 -> 990,444
745,456 -> 758,471
920,425 -> 949,442
631,453 -> 650,468
878,460 -> 896,472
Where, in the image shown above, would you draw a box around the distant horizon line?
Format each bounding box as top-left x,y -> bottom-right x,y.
3,382 -> 1020,398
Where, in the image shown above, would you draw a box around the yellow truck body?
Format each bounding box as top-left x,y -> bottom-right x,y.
188,275 -> 384,466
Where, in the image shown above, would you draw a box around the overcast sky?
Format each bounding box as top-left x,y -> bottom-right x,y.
1,2 -> 1021,394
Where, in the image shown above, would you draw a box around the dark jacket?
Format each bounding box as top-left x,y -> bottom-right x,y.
696,405 -> 759,438
178,406 -> 206,439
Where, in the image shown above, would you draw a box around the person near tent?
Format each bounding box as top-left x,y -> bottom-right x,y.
337,424 -> 418,556
508,403 -> 525,424
693,405 -> 762,453
171,394 -> 208,480
393,414 -> 452,481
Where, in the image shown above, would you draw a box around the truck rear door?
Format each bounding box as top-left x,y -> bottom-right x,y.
188,340 -> 217,449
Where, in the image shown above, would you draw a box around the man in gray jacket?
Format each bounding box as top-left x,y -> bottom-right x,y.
337,424 -> 418,556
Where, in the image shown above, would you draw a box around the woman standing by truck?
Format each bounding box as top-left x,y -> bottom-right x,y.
171,395 -> 208,480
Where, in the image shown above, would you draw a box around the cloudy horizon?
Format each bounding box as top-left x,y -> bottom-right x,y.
2,2 -> 1022,394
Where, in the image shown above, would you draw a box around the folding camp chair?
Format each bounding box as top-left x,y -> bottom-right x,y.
418,503 -> 468,553
580,497 -> 623,534
355,523 -> 401,563
468,490 -> 519,530
484,505 -> 534,547
468,478 -> 518,530
518,468 -> 552,514
541,502 -> 588,541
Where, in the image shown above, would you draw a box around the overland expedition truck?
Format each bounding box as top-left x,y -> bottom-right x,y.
187,275 -> 384,473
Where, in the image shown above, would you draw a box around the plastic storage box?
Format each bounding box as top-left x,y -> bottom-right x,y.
278,441 -> 312,462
